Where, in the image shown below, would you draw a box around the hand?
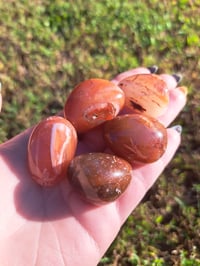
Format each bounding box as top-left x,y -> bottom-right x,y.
0,67 -> 187,266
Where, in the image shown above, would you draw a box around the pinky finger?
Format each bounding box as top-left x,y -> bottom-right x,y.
111,67 -> 151,85
158,86 -> 187,127
116,127 -> 181,223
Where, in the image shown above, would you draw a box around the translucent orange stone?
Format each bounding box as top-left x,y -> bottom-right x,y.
118,74 -> 169,118
28,116 -> 77,186
67,153 -> 132,204
104,114 -> 167,164
64,79 -> 125,133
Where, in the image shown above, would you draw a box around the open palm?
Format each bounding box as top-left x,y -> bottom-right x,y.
0,67 -> 186,266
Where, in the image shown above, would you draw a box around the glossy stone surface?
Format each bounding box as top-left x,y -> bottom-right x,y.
67,153 -> 132,204
104,114 -> 167,163
118,74 -> 169,118
28,116 -> 77,186
64,79 -> 125,133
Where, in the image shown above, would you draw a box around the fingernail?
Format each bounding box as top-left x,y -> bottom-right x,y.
177,86 -> 188,96
148,65 -> 158,74
0,82 -> 2,93
170,125 -> 182,134
172,73 -> 183,84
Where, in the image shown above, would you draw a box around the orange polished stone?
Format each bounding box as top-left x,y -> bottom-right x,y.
118,74 -> 169,118
64,78 -> 125,133
104,114 -> 167,164
28,116 -> 77,186
68,153 -> 132,204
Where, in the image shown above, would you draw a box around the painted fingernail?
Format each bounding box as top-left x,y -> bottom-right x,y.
170,125 -> 182,134
177,86 -> 188,96
172,73 -> 183,84
148,65 -> 158,74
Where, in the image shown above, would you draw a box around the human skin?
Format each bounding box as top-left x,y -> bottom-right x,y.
0,67 -> 187,266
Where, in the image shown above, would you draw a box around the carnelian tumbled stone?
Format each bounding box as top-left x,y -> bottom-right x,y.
104,114 -> 167,164
64,78 -> 125,133
28,116 -> 77,186
67,153 -> 132,205
118,74 -> 169,118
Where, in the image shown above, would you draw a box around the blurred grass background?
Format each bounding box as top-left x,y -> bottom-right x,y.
0,0 -> 200,265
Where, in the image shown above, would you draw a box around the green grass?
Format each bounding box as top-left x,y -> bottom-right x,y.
0,0 -> 200,265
